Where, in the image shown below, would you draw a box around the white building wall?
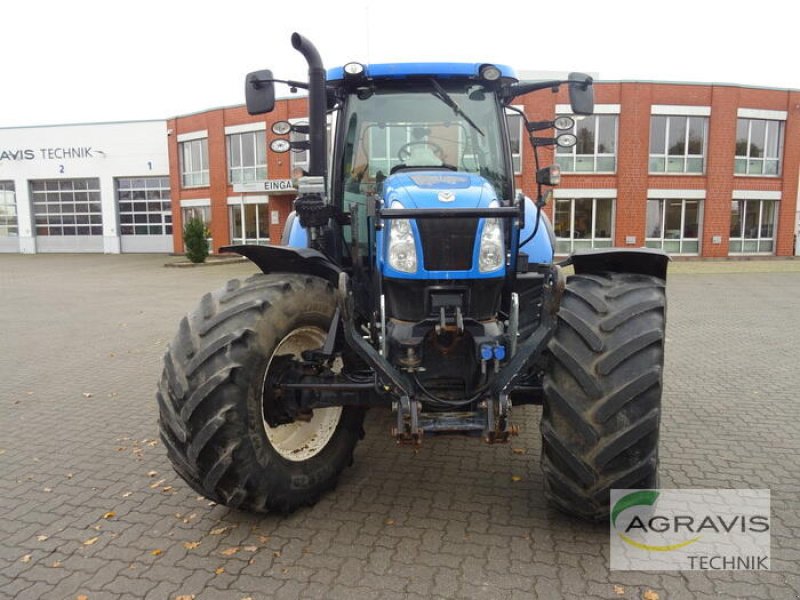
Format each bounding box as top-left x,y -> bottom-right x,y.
0,120 -> 169,253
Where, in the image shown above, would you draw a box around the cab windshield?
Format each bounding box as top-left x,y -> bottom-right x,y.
338,81 -> 512,203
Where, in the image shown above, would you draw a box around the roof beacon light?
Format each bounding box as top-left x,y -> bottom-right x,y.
480,64 -> 502,81
343,62 -> 365,77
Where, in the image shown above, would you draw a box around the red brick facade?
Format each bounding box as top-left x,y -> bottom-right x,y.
168,82 -> 800,257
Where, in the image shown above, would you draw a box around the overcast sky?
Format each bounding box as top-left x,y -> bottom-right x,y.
2,0 -> 797,128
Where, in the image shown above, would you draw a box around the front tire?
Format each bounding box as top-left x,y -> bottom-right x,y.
157,273 -> 364,513
541,272 -> 666,521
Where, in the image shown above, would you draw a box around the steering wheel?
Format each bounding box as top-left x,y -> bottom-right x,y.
397,141 -> 444,162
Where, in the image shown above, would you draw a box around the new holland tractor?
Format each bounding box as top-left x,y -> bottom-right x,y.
157,33 -> 668,521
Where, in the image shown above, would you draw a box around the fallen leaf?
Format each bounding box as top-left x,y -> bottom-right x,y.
511,475 -> 523,482
150,549 -> 162,556
220,547 -> 240,556
210,527 -> 229,536
102,512 -> 115,520
66,473 -> 73,479
613,584 -> 625,596
162,486 -> 173,493
51,561 -> 62,568
182,513 -> 197,524
214,567 -> 225,575
37,535 -> 49,541
43,487 -> 52,493
512,448 -> 526,455
281,568 -> 288,574
82,537 -> 99,546
258,535 -> 270,544
147,440 -> 158,447
77,595 -> 89,600
21,554 -> 32,563
147,471 -> 158,477
183,541 -> 201,550
149,478 -> 166,489
272,551 -> 281,558
643,591 -> 660,600
175,595 -> 195,600
82,392 -> 93,398
384,519 -> 395,526
122,492 -> 132,498
243,545 -> 258,552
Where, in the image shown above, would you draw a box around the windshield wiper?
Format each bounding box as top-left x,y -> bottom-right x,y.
429,79 -> 485,137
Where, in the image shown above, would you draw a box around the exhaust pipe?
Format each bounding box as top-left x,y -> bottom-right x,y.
291,33 -> 327,179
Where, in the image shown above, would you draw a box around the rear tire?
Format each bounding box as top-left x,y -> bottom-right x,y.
541,272 -> 666,521
157,273 -> 364,513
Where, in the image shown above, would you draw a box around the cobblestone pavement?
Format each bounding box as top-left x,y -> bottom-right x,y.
1,254 -> 799,600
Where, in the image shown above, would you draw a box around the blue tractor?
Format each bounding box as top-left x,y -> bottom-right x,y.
158,34 -> 668,520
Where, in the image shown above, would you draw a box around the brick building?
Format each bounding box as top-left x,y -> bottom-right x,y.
167,80 -> 800,259
3,80 -> 795,256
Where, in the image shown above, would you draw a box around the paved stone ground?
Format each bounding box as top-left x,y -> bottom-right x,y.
1,254 -> 798,600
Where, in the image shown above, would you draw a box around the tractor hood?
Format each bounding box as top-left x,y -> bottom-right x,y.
381,171 -> 498,209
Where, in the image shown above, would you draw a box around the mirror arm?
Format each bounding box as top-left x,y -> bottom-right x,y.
249,77 -> 309,91
501,79 -> 566,101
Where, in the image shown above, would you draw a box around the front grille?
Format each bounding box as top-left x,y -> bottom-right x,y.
416,217 -> 478,271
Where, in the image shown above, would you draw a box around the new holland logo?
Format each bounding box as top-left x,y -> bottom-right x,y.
437,191 -> 455,203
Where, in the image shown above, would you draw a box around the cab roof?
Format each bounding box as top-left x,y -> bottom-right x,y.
327,62 -> 518,83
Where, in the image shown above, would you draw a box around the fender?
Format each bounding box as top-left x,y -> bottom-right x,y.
565,248 -> 669,281
220,244 -> 342,286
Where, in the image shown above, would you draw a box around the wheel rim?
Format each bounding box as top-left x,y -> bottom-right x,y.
261,326 -> 343,462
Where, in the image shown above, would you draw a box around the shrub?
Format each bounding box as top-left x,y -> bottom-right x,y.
183,217 -> 210,264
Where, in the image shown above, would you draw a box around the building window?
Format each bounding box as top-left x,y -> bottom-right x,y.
227,131 -> 267,184
117,177 -> 172,236
729,199 -> 776,254
289,120 -> 310,174
181,206 -> 210,227
649,116 -> 707,174
556,115 -> 617,172
30,179 -> 102,236
180,138 -> 209,187
505,109 -> 523,174
229,202 -> 270,245
289,117 -> 333,176
646,198 -> 701,254
553,197 -> 614,254
0,181 -> 17,237
735,119 -> 783,176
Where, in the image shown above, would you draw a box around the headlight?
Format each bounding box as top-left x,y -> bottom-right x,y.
478,201 -> 504,273
387,203 -> 417,273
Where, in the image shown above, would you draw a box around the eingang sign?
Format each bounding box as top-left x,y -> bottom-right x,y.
233,179 -> 296,194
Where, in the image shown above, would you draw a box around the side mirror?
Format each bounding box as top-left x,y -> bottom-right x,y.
245,70 -> 275,115
568,72 -> 594,116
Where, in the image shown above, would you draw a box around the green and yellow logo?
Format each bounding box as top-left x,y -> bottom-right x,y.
612,490 -> 701,552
